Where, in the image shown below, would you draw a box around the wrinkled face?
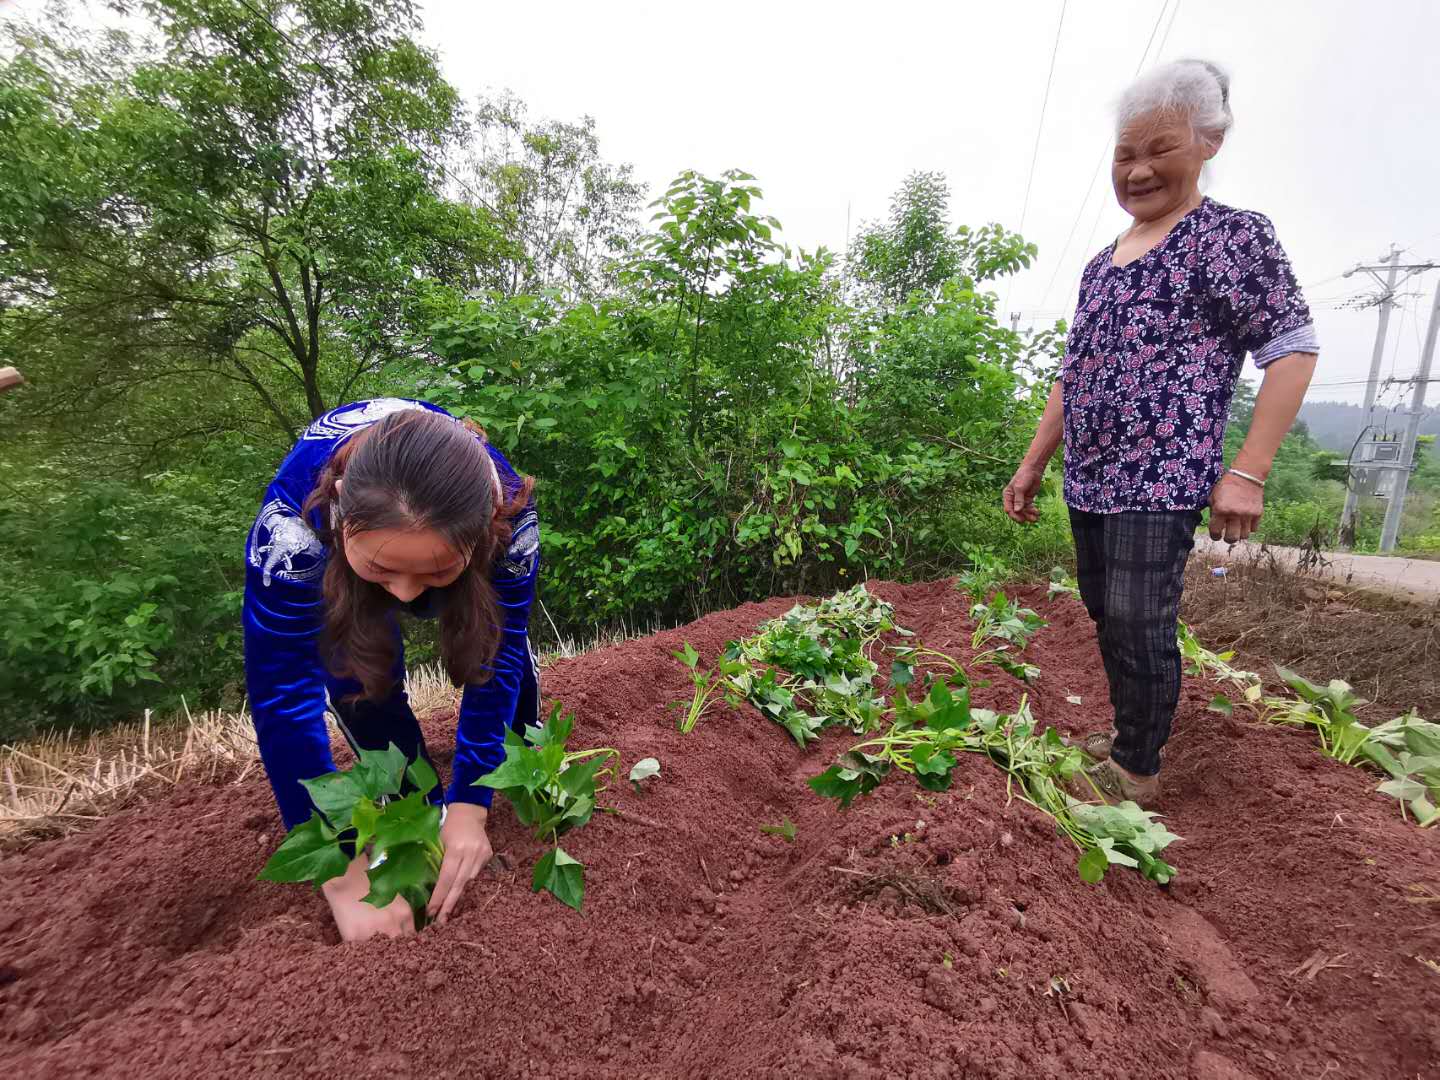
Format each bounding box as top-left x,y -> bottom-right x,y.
1112,111 -> 1215,223
341,525 -> 467,603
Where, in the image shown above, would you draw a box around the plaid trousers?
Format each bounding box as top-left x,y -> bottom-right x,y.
1068,508 -> 1203,777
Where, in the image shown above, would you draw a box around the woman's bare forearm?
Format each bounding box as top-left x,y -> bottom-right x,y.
1021,381 -> 1064,470
1232,353 -> 1318,479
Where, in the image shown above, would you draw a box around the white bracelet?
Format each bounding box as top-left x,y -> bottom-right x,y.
1227,467 -> 1265,488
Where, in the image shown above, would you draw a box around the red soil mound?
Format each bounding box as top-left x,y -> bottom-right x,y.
2,581 -> 1437,1079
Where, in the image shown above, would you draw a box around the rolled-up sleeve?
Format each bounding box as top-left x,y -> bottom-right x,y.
1210,210 -> 1320,368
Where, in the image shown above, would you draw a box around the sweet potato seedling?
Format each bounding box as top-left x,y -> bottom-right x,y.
671,642 -> 738,733
970,591 -> 1046,652
1268,670 -> 1440,826
759,816 -> 797,842
720,585 -> 904,744
1046,568 -> 1080,601
628,757 -> 661,792
477,703 -> 620,910
808,677 -> 1179,884
258,743 -> 443,928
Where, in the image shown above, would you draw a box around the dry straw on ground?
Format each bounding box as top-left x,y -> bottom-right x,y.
1183,547 -> 1440,718
0,703 -> 260,845
0,618 -> 666,846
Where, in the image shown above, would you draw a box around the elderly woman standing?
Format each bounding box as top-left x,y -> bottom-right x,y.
1004,60 -> 1318,805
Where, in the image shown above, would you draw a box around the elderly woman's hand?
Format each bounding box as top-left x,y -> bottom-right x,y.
1003,464 -> 1046,524
1207,472 -> 1264,543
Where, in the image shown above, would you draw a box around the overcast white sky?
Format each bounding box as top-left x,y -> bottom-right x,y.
419,0 -> 1440,407
9,0 -> 1440,406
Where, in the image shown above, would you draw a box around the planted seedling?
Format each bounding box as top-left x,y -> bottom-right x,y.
1268,673 -> 1440,827
1270,667 -> 1374,765
1177,621 -> 1262,695
954,548 -> 1012,604
259,743 -> 443,928
476,703 -> 620,910
1046,567 -> 1080,601
1368,711 -> 1440,826
670,642 -> 733,733
720,584 -> 903,743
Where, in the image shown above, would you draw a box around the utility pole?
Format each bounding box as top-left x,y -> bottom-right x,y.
1337,248 -> 1437,548
1378,275 -> 1440,552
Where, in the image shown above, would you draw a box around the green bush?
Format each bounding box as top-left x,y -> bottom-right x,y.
1255,500 -> 1335,548
413,171 -> 1053,631
0,453 -> 259,737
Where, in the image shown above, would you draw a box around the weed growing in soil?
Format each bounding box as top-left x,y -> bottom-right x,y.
759,816 -> 797,842
720,584 -> 903,744
477,704 -> 620,909
808,680 -> 1179,884
258,744 -> 443,928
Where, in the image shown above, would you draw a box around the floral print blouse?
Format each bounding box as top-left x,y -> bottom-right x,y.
1061,198 -> 1319,513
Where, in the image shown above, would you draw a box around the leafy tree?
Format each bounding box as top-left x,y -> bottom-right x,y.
461,93 -> 645,300
0,0 -> 502,453
418,171 -> 1053,625
846,171 -> 1035,313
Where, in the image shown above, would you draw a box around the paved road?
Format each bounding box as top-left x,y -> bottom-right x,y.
1194,537 -> 1440,603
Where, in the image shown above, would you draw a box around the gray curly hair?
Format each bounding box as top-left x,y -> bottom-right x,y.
1116,59 -> 1233,151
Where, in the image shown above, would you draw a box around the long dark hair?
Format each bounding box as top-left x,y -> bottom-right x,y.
302,409 -> 535,702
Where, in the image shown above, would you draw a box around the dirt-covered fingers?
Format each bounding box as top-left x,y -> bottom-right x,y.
435,853 -> 482,923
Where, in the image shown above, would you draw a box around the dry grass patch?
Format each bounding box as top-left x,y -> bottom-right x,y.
0,704 -> 260,846
1,621 -> 672,847
1182,548 -> 1440,719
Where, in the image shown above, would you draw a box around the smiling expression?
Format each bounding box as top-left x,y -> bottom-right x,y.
1112,112 -> 1217,224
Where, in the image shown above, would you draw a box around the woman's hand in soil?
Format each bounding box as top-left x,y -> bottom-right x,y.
1208,472 -> 1263,544
428,802 -> 491,924
1003,464 -> 1045,524
321,855 -> 416,942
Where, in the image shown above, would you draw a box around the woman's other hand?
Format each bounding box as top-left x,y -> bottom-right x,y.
427,802 -> 492,924
1208,472 -> 1263,543
321,856 -> 416,942
1003,464 -> 1046,524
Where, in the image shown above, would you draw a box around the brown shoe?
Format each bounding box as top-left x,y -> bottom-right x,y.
1067,758 -> 1161,808
1063,729 -> 1116,761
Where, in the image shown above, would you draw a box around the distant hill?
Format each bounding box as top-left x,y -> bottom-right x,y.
1296,399 -> 1440,454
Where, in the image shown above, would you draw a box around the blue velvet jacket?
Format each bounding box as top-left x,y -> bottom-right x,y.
242,399 -> 539,829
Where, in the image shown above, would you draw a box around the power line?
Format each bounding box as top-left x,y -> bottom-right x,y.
1074,0 -> 1185,287
1387,296 -> 1409,381
1038,0 -> 1174,310
1016,0 -> 1068,240
1006,0 -> 1068,320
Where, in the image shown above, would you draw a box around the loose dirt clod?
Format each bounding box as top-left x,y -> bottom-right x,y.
0,580 -> 1436,1079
